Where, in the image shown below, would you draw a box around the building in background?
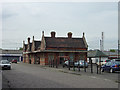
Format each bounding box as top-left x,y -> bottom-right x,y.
23,31 -> 88,66
87,50 -> 108,64
0,49 -> 23,62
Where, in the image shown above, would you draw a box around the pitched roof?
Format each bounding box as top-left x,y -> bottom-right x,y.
34,41 -> 41,50
88,50 -> 108,58
1,49 -> 22,54
44,37 -> 87,48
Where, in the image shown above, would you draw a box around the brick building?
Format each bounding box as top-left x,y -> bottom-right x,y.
23,31 -> 88,66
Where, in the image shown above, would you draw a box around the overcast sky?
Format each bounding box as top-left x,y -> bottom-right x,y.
1,2 -> 118,50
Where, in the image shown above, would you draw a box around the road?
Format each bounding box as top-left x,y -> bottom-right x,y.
2,62 -> 119,89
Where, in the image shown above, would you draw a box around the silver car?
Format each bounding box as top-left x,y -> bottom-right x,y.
74,60 -> 88,68
0,60 -> 11,70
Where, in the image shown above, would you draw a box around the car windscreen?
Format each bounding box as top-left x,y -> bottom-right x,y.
115,61 -> 120,64
1,60 -> 10,64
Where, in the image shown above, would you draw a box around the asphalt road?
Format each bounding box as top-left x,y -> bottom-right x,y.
2,62 -> 119,88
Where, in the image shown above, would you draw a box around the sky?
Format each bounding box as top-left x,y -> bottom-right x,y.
0,1 -> 118,50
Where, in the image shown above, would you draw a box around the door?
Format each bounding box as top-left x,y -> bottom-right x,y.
48,54 -> 54,65
105,62 -> 112,71
60,57 -> 64,64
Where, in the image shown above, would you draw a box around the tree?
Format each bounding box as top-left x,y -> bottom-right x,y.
110,49 -> 115,52
19,47 -> 23,50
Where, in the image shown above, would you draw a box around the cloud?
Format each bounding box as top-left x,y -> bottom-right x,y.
1,2 -> 118,50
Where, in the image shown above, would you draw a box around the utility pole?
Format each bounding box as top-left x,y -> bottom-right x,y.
118,40 -> 120,59
101,32 -> 104,51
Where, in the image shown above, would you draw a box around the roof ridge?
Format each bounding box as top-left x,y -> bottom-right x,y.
44,37 -> 82,39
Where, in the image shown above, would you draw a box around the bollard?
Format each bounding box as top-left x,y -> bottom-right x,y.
49,60 -> 50,67
51,59 -> 52,67
53,60 -> 54,67
56,59 -> 58,68
73,61 -> 75,71
90,59 -> 93,73
68,60 -> 70,70
84,60 -> 86,72
99,66 -> 101,74
78,60 -> 80,72
97,64 -> 98,74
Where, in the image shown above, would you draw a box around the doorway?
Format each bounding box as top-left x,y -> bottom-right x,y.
60,57 -> 64,64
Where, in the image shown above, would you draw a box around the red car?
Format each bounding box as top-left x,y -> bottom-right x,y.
11,59 -> 17,63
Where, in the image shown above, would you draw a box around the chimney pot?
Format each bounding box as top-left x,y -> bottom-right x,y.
83,32 -> 85,37
51,31 -> 56,38
33,36 -> 34,40
42,31 -> 44,36
68,32 -> 72,38
28,37 -> 30,44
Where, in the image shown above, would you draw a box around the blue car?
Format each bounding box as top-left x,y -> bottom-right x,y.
101,60 -> 120,73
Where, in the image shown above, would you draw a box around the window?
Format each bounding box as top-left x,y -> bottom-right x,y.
106,62 -> 111,66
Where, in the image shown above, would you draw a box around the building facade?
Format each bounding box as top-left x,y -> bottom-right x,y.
23,31 -> 88,66
0,49 -> 23,62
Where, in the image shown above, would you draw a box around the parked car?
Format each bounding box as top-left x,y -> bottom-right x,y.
111,59 -> 120,62
101,60 -> 120,73
74,60 -> 88,68
0,60 -> 11,70
97,59 -> 111,65
11,59 -> 17,63
63,60 -> 88,68
63,60 -> 74,67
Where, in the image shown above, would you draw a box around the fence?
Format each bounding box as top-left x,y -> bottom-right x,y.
48,59 -> 102,74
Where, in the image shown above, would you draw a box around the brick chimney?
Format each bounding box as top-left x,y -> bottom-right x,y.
68,32 -> 72,38
51,31 -> 56,38
28,37 -> 30,44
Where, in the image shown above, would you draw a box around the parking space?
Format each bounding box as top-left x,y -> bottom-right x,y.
2,63 -> 119,88
46,63 -> 119,82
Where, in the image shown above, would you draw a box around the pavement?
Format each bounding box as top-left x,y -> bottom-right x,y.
2,62 -> 120,89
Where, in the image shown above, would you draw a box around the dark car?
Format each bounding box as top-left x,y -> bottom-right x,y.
0,60 -> 11,70
11,59 -> 17,63
101,60 -> 120,73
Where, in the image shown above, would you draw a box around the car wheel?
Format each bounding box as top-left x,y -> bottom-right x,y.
110,68 -> 114,73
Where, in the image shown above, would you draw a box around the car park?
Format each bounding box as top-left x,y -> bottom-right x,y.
0,60 -> 11,70
101,60 -> 120,73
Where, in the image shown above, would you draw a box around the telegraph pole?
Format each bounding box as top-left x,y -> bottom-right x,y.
101,32 -> 104,51
118,40 -> 120,59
